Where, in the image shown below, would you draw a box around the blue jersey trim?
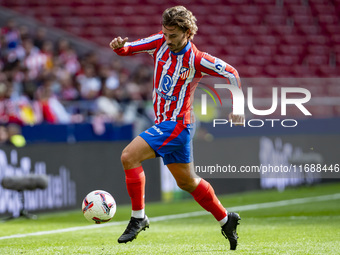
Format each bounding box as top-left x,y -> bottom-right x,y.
171,41 -> 191,55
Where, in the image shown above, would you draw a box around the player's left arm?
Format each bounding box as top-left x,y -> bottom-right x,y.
109,33 -> 163,57
199,53 -> 244,125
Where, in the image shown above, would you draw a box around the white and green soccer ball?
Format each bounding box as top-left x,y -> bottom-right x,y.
82,190 -> 116,224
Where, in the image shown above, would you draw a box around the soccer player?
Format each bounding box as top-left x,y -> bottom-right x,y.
110,6 -> 244,250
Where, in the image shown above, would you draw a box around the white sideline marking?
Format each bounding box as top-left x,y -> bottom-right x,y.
0,193 -> 339,241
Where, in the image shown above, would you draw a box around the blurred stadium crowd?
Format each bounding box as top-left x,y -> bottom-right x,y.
1,0 -> 340,134
0,19 -> 154,129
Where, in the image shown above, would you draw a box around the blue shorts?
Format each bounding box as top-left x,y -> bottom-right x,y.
139,121 -> 195,165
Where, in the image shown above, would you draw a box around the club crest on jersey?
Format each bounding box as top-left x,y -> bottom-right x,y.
180,67 -> 190,80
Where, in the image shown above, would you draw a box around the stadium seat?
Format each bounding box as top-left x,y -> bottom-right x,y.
281,35 -> 307,45
297,25 -> 319,35
251,45 -> 277,56
245,55 -> 272,66
223,46 -> 250,56
288,5 -> 313,16
265,65 -> 292,77
334,45 -> 340,54
256,35 -> 280,45
305,55 -> 329,67
31,6 -> 51,17
253,0 -> 275,4
318,14 -> 339,25
206,15 -> 233,25
221,25 -> 244,36
263,14 -> 288,25
198,0 -> 223,4
195,14 -> 208,25
308,0 -> 331,4
271,25 -> 296,35
73,6 -> 93,16
307,45 -> 331,55
189,5 -> 211,15
307,35 -> 330,45
192,36 -> 207,48
199,25 -> 221,35
331,35 -> 340,44
222,55 -> 244,66
235,15 -> 262,25
310,4 -> 336,15
319,66 -> 340,77
232,35 -> 256,46
223,0 -> 249,4
246,25 -> 271,36
211,5 -> 236,15
239,5 -> 262,15
323,24 -> 340,35
201,45 -> 220,56
273,55 -> 301,66
291,65 -> 318,77
263,5 -> 287,15
279,45 -> 306,56
293,15 -> 317,26
282,0 -> 305,6
237,65 -> 264,77
66,26 -> 83,35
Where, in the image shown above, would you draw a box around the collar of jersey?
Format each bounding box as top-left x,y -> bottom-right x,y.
171,41 -> 191,55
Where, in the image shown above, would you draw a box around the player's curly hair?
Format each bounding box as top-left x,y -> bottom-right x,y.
162,6 -> 198,40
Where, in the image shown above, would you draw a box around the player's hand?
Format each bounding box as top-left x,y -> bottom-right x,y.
109,36 -> 128,50
229,112 -> 245,126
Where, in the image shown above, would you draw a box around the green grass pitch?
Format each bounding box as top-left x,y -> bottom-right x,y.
0,182 -> 339,254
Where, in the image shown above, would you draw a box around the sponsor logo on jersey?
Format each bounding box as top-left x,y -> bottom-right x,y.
157,74 -> 177,100
159,74 -> 173,93
156,89 -> 177,101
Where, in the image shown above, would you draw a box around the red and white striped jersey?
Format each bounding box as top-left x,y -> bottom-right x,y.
114,32 -> 241,124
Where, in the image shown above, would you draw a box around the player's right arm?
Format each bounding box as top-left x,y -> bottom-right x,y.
109,32 -> 163,56
109,36 -> 128,51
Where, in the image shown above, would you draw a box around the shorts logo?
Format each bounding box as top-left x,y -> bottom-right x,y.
159,74 -> 173,93
152,125 -> 163,135
145,131 -> 154,136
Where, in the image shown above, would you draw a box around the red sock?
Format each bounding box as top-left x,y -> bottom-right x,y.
125,166 -> 145,211
191,179 -> 227,221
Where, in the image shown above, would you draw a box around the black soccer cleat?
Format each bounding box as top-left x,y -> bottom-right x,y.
118,216 -> 149,243
221,212 -> 241,250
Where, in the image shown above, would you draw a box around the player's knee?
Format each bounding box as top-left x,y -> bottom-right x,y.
177,179 -> 198,193
121,149 -> 134,169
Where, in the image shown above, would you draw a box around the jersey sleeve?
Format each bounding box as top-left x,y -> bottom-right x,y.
113,32 -> 163,57
199,53 -> 241,88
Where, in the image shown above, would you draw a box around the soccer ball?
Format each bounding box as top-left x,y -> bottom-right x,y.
82,190 -> 116,224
